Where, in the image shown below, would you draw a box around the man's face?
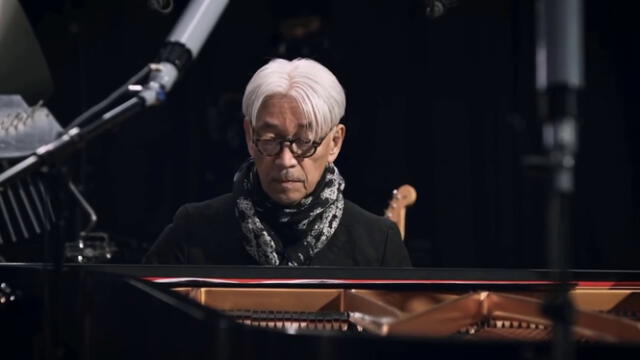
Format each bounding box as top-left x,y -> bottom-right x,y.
244,95 -> 345,206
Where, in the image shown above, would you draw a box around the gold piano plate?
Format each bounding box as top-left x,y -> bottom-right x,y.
172,286 -> 640,342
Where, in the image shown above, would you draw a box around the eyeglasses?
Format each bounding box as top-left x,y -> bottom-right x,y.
252,130 -> 329,158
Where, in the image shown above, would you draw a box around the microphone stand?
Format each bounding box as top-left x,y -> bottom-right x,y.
0,0 -> 228,188
0,97 -> 145,188
0,1 -> 228,358
534,1 -> 583,360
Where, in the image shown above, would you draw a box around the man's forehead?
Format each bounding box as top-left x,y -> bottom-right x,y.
253,95 -> 316,134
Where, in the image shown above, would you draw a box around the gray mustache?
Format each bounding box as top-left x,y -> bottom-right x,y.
277,170 -> 304,182
277,177 -> 304,182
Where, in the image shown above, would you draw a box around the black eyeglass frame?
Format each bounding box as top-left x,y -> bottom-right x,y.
251,129 -> 331,158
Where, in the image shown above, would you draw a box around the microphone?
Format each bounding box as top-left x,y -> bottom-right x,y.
139,0 -> 228,106
425,0 -> 459,19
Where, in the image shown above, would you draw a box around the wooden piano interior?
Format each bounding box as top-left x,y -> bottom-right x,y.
171,285 -> 640,342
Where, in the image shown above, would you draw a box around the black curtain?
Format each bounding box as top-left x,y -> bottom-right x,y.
9,0 -> 639,269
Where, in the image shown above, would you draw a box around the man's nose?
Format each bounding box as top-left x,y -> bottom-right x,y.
275,143 -> 298,167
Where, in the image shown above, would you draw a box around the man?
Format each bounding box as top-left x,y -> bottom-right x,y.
144,58 -> 411,266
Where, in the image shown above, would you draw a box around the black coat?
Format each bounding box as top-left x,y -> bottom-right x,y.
143,194 -> 412,267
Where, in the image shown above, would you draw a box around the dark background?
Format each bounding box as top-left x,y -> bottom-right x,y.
7,0 -> 639,269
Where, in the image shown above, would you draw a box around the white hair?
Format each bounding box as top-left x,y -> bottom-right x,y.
242,58 -> 346,141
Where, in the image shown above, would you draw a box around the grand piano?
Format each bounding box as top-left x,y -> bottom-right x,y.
2,264 -> 640,359
2,1 -> 638,358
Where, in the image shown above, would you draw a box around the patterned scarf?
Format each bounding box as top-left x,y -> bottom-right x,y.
233,159 -> 345,266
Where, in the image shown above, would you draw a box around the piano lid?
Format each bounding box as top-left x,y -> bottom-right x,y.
4,263 -> 640,287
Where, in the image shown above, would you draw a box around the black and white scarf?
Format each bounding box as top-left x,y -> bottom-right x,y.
233,159 -> 345,266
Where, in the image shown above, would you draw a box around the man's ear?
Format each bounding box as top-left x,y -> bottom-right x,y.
243,118 -> 256,157
328,124 -> 346,163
